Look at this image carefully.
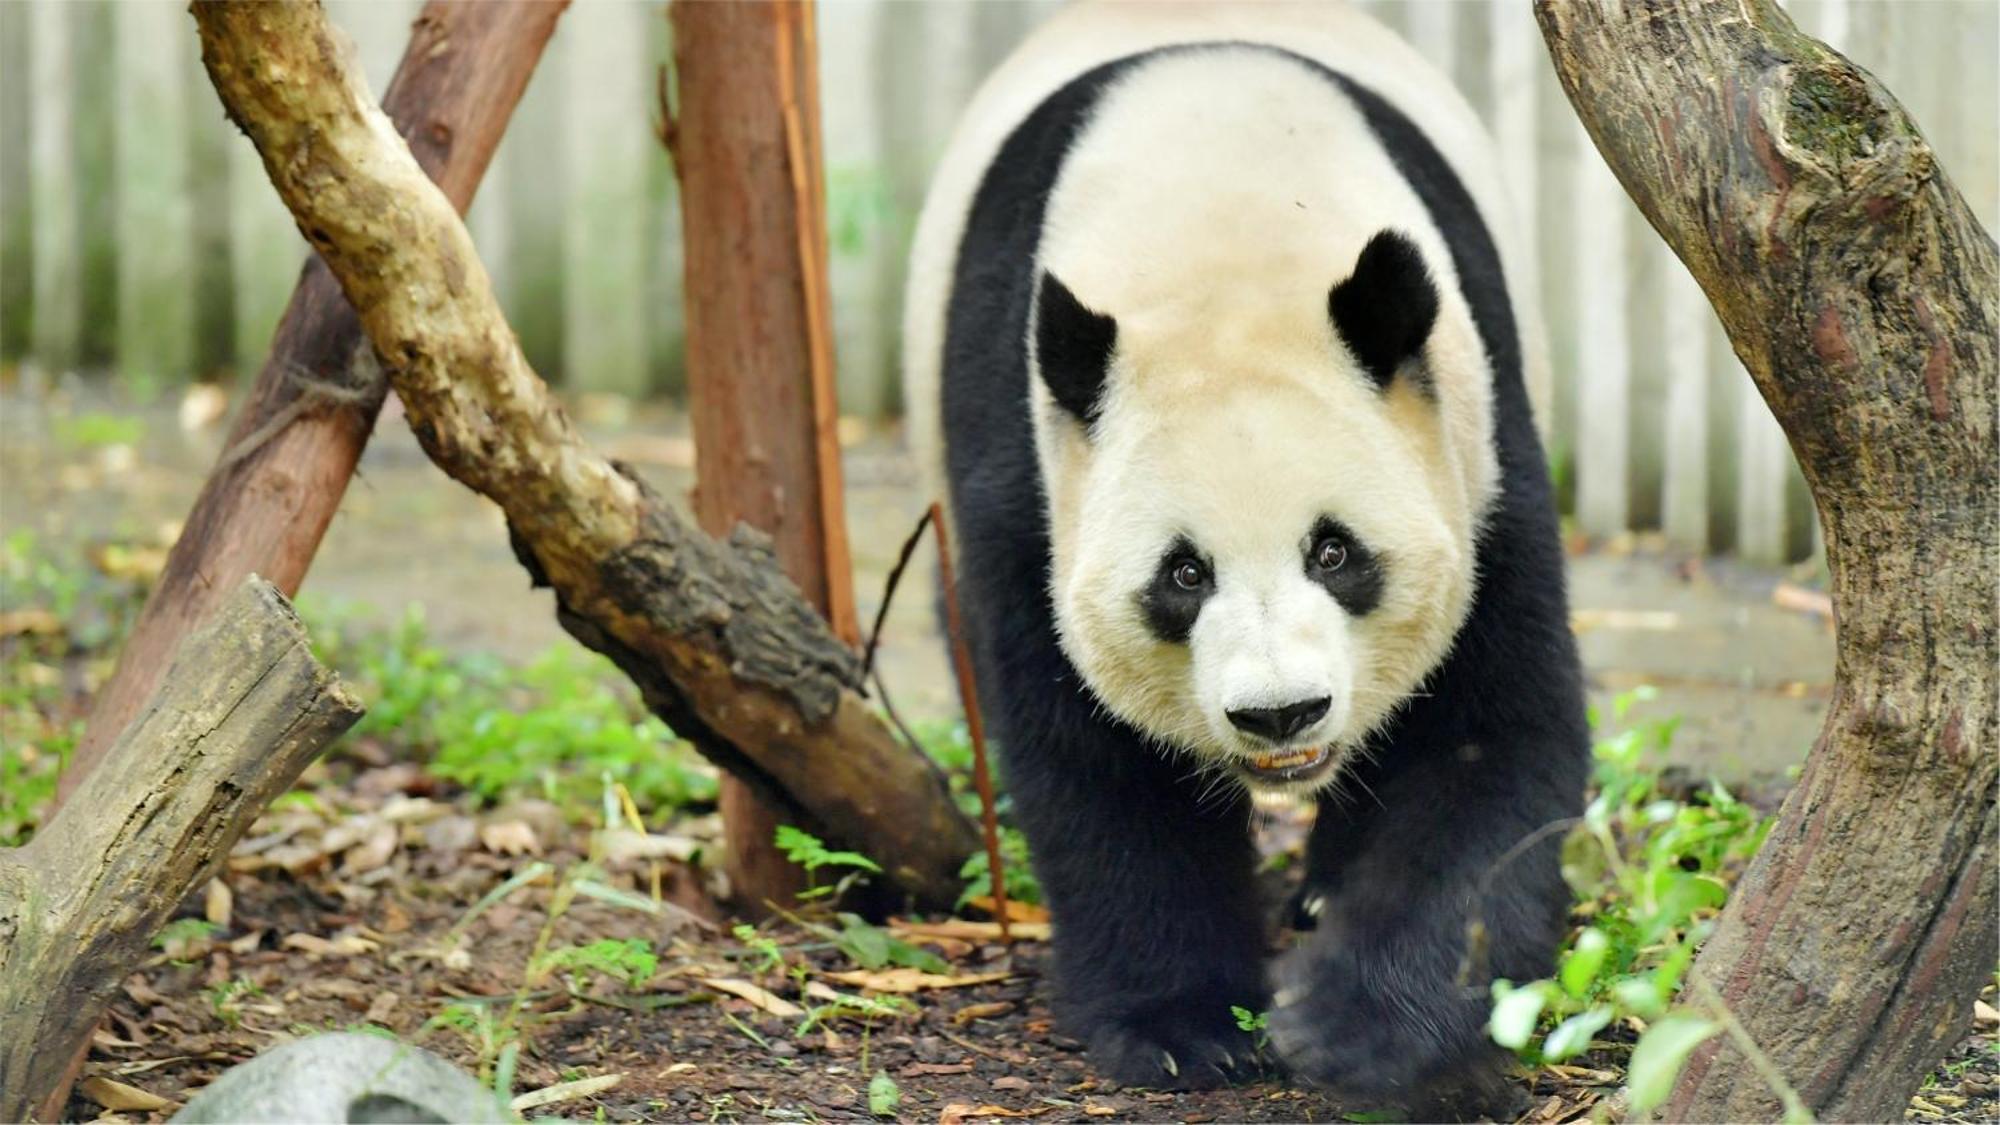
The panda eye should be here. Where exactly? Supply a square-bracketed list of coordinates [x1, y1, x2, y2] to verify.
[1312, 536, 1348, 572]
[1170, 558, 1207, 591]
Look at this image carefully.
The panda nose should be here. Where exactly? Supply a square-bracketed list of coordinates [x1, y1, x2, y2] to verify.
[1227, 696, 1331, 742]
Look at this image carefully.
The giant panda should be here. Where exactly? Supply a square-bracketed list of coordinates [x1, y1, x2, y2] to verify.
[903, 0, 1589, 1102]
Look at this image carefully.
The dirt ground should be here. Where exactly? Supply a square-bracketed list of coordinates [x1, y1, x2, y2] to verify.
[60, 749, 2000, 1125]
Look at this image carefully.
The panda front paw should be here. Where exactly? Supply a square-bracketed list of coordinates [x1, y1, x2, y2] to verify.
[1083, 1008, 1260, 1091]
[1267, 933, 1489, 1098]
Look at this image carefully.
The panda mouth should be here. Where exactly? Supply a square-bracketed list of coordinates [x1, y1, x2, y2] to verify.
[1242, 745, 1335, 784]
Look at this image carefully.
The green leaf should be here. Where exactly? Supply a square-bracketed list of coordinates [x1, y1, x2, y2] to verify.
[1561, 928, 1611, 998]
[868, 1071, 901, 1117]
[1613, 976, 1669, 1020]
[838, 917, 892, 970]
[1488, 980, 1547, 1050]
[1541, 1006, 1614, 1062]
[1626, 1012, 1720, 1116]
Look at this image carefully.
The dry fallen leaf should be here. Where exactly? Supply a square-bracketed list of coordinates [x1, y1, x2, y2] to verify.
[960, 896, 1051, 925]
[699, 976, 804, 1018]
[952, 1001, 1016, 1026]
[1974, 999, 1999, 1029]
[204, 878, 233, 929]
[341, 822, 399, 874]
[80, 1076, 172, 1113]
[0, 609, 62, 637]
[480, 819, 541, 857]
[827, 968, 1013, 993]
[1772, 581, 1834, 620]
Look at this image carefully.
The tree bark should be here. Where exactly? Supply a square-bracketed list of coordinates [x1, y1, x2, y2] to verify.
[0, 579, 363, 1122]
[671, 0, 858, 912]
[191, 0, 978, 909]
[1534, 3, 1997, 1121]
[59, 0, 567, 804]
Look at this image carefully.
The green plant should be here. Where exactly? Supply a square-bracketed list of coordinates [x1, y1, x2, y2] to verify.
[733, 924, 785, 975]
[206, 976, 263, 1029]
[1487, 687, 1797, 1120]
[867, 1071, 901, 1118]
[956, 824, 1042, 909]
[831, 913, 948, 974]
[153, 917, 223, 961]
[303, 601, 718, 817]
[1232, 1005, 1271, 1052]
[773, 824, 880, 900]
[531, 938, 658, 993]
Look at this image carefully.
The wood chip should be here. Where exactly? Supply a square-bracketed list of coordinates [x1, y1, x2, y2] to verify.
[1974, 999, 1998, 1028]
[952, 1001, 1016, 1026]
[826, 968, 1012, 993]
[510, 1073, 623, 1112]
[891, 919, 1050, 943]
[1772, 581, 1834, 619]
[80, 1076, 172, 1112]
[699, 976, 804, 1018]
[938, 1104, 1055, 1123]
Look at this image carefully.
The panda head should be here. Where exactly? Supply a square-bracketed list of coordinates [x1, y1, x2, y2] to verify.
[1033, 230, 1477, 796]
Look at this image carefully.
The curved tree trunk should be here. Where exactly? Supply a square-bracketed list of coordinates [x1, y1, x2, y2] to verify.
[1535, 3, 1997, 1121]
[60, 0, 567, 803]
[191, 0, 978, 909]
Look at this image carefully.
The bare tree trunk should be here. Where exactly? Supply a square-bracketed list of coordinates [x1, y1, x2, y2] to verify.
[60, 0, 567, 803]
[191, 0, 978, 909]
[0, 580, 363, 1123]
[1534, 3, 1997, 1120]
[670, 0, 860, 912]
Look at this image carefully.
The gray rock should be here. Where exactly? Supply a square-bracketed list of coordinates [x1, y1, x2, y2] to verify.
[172, 1032, 509, 1124]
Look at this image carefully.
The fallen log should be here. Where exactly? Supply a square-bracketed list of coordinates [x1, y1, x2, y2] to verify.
[60, 0, 567, 804]
[0, 579, 363, 1122]
[1536, 2, 1998, 1120]
[191, 0, 979, 908]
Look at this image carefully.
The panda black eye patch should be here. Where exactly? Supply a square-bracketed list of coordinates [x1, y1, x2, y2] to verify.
[1138, 537, 1213, 644]
[1305, 516, 1382, 616]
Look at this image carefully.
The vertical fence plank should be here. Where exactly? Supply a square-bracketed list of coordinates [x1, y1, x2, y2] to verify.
[1404, 0, 1458, 80]
[115, 0, 194, 389]
[564, 0, 649, 396]
[227, 132, 305, 378]
[0, 2, 32, 364]
[1624, 228, 1670, 532]
[499, 30, 567, 384]
[27, 1, 75, 375]
[1571, 127, 1631, 538]
[645, 10, 686, 399]
[72, 0, 118, 372]
[1660, 265, 1711, 551]
[185, 30, 235, 381]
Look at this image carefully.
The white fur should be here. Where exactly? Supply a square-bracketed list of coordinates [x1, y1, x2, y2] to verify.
[905, 3, 1543, 793]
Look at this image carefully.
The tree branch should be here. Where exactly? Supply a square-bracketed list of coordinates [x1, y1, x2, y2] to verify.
[1535, 2, 1997, 1120]
[190, 0, 979, 908]
[0, 579, 363, 1121]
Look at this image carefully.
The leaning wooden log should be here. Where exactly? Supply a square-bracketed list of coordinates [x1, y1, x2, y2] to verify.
[0, 579, 364, 1122]
[1535, 2, 1997, 1120]
[672, 0, 857, 910]
[59, 0, 568, 804]
[191, 0, 980, 909]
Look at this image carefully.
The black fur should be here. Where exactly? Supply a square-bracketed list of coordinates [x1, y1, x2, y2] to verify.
[936, 43, 1586, 1106]
[1305, 516, 1383, 617]
[1036, 272, 1119, 426]
[1137, 537, 1213, 645]
[1330, 229, 1441, 390]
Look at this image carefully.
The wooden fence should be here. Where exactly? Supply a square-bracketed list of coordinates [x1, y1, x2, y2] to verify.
[1, 0, 1992, 565]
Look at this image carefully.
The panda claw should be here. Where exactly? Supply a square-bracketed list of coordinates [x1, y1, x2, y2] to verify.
[1160, 1050, 1179, 1078]
[1304, 894, 1326, 918]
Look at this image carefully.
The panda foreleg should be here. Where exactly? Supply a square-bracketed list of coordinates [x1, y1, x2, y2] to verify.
[1268, 727, 1581, 1107]
[998, 696, 1271, 1090]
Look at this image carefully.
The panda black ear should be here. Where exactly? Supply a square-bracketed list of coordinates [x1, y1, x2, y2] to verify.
[1036, 272, 1117, 427]
[1329, 230, 1439, 390]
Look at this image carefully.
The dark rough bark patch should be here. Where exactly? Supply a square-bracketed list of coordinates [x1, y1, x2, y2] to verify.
[1536, 3, 1998, 1122]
